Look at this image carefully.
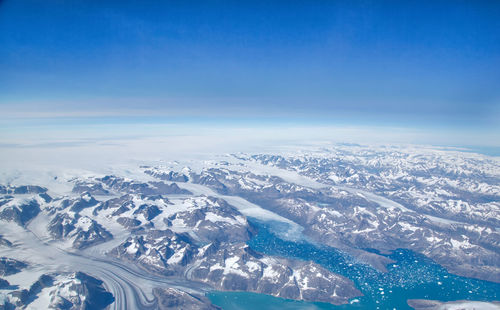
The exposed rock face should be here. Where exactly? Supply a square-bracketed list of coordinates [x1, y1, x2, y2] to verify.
[28, 274, 54, 296]
[189, 243, 361, 305]
[3, 275, 56, 309]
[144, 169, 189, 182]
[163, 196, 252, 243]
[99, 175, 192, 195]
[72, 182, 110, 195]
[105, 193, 361, 305]
[46, 193, 113, 249]
[133, 204, 161, 221]
[0, 198, 40, 226]
[72, 272, 115, 309]
[0, 185, 47, 195]
[92, 193, 140, 215]
[117, 216, 141, 228]
[153, 288, 220, 310]
[68, 193, 100, 213]
[0, 257, 27, 276]
[71, 222, 113, 249]
[2, 145, 498, 308]
[38, 192, 52, 203]
[0, 235, 12, 247]
[143, 150, 500, 283]
[242, 149, 500, 283]
[0, 278, 10, 289]
[109, 229, 195, 275]
[1, 272, 114, 310]
[48, 213, 112, 249]
[72, 175, 193, 197]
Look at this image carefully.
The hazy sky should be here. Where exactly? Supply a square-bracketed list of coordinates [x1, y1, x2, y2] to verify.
[1, 0, 499, 143]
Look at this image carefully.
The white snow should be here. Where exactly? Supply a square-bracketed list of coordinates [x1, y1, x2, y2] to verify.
[204, 212, 244, 226]
[167, 247, 186, 265]
[435, 301, 500, 310]
[222, 256, 248, 277]
[262, 266, 280, 280]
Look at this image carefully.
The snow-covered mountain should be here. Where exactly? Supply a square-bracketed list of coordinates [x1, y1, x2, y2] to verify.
[0, 144, 498, 309]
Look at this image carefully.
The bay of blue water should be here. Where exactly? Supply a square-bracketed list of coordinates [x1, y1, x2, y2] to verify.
[208, 219, 500, 310]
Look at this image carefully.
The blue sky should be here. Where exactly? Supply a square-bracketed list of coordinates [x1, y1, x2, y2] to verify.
[1, 0, 499, 138]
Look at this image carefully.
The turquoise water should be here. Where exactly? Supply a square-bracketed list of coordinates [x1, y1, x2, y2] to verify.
[208, 220, 500, 310]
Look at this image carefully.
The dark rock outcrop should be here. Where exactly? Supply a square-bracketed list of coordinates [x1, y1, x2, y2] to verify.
[0, 257, 28, 276]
